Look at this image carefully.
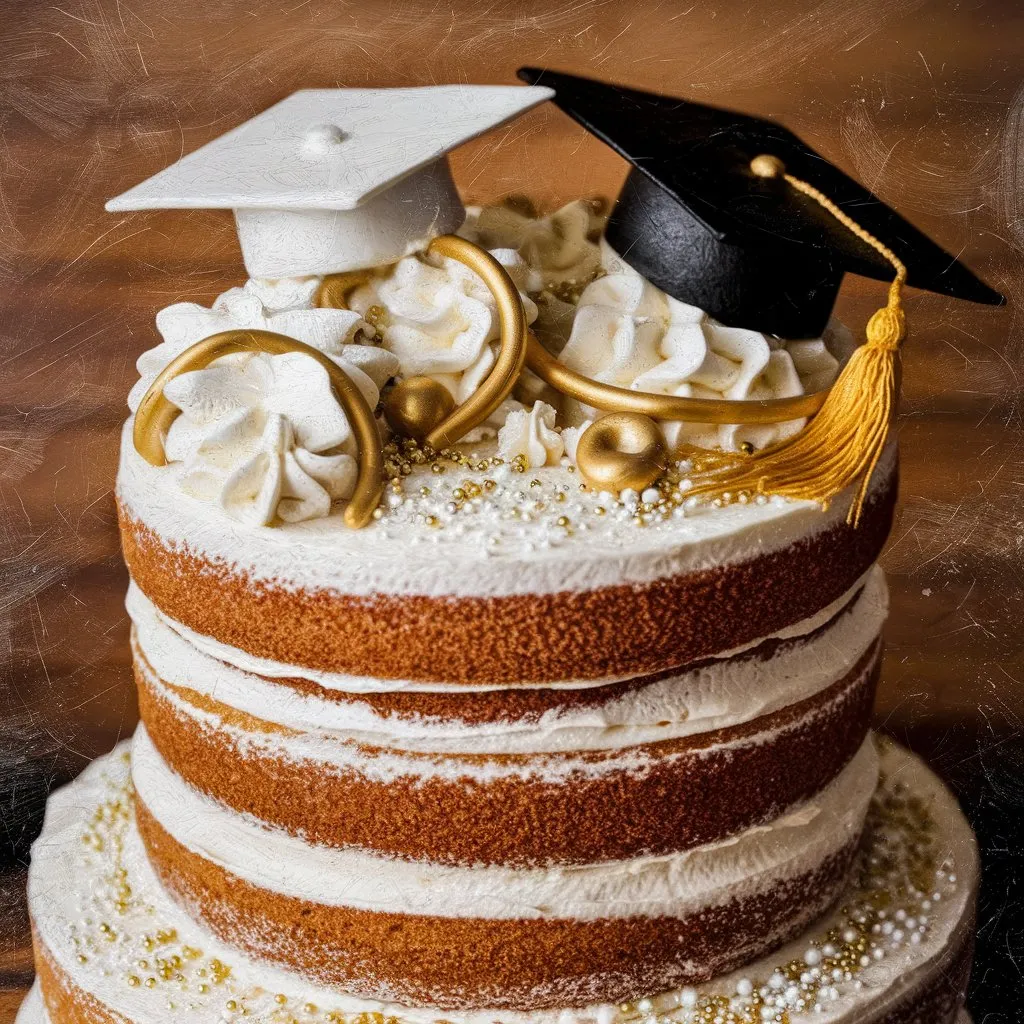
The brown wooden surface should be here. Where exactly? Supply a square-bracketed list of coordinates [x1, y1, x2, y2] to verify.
[2, 0, 1022, 1019]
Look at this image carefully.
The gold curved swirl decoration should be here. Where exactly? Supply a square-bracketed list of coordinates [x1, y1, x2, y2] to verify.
[132, 328, 384, 529]
[318, 235, 528, 450]
[315, 269, 375, 310]
[525, 333, 829, 426]
[419, 235, 528, 449]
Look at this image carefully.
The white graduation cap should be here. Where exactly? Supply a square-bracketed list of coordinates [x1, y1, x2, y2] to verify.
[106, 85, 553, 278]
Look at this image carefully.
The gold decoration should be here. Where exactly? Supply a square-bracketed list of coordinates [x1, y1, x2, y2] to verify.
[683, 165, 908, 525]
[575, 413, 668, 493]
[315, 269, 375, 309]
[316, 234, 529, 452]
[525, 331, 829, 427]
[420, 235, 528, 448]
[132, 328, 384, 529]
[382, 376, 455, 440]
[749, 153, 787, 179]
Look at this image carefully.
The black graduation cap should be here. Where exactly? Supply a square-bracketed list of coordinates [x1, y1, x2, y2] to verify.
[517, 67, 1003, 339]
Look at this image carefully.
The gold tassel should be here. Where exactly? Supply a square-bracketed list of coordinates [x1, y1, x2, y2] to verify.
[683, 165, 908, 527]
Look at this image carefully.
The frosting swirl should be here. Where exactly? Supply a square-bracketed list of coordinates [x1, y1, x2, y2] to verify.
[461, 199, 604, 296]
[557, 243, 845, 452]
[132, 276, 398, 525]
[349, 247, 538, 433]
[497, 401, 564, 469]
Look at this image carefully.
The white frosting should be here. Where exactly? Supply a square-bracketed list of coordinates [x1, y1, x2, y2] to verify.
[131, 727, 878, 920]
[162, 352, 366, 526]
[26, 739, 978, 1024]
[557, 242, 847, 452]
[129, 275, 400, 525]
[128, 569, 887, 755]
[127, 567, 877, 695]
[349, 247, 538, 414]
[117, 421, 897, 601]
[460, 200, 604, 295]
[497, 401, 564, 468]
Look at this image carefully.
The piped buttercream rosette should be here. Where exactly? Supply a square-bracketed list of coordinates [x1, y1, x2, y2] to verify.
[348, 244, 538, 436]
[557, 242, 847, 453]
[129, 277, 398, 526]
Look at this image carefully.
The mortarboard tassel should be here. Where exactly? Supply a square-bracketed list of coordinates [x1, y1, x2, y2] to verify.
[682, 157, 908, 526]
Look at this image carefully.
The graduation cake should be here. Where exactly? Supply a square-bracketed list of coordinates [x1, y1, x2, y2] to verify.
[19, 71, 1000, 1024]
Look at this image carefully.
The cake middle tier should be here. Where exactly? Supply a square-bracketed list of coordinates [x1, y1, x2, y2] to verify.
[131, 727, 879, 1010]
[130, 568, 886, 867]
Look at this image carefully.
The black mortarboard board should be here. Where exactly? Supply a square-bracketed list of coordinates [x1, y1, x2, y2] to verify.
[518, 67, 1003, 338]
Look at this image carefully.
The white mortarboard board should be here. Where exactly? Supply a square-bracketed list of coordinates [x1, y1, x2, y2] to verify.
[106, 85, 553, 279]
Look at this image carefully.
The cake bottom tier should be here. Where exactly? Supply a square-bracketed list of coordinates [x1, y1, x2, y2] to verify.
[16, 996, 975, 1024]
[24, 738, 975, 1024]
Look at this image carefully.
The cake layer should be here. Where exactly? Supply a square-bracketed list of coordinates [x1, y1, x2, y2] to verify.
[132, 575, 884, 866]
[26, 739, 976, 1024]
[117, 424, 896, 685]
[130, 728, 876, 1008]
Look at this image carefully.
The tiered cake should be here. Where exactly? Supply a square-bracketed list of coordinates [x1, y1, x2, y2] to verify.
[19, 81, 983, 1024]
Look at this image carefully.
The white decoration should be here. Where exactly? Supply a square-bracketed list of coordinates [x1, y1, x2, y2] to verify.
[557, 242, 841, 452]
[560, 420, 593, 465]
[133, 276, 399, 526]
[106, 85, 553, 277]
[461, 199, 603, 294]
[163, 351, 364, 526]
[497, 401, 564, 469]
[349, 247, 537, 412]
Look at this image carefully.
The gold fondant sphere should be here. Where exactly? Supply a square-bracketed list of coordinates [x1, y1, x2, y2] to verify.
[575, 413, 668, 493]
[750, 153, 786, 179]
[383, 376, 455, 441]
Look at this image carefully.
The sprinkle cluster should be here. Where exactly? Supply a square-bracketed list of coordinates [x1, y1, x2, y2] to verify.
[57, 745, 958, 1024]
[610, 766, 952, 1024]
[373, 439, 778, 553]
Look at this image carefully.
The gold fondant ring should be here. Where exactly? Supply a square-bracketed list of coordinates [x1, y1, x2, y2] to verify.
[525, 333, 829, 425]
[132, 328, 383, 529]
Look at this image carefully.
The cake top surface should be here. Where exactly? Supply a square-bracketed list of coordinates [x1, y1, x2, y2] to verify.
[116, 198, 894, 596]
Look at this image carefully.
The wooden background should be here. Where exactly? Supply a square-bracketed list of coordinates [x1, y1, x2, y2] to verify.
[1, 0, 1022, 1019]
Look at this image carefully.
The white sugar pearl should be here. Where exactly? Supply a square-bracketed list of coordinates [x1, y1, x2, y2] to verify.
[679, 987, 698, 1007]
[641, 488, 661, 504]
[637, 999, 653, 1013]
[804, 948, 822, 965]
[736, 979, 753, 997]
